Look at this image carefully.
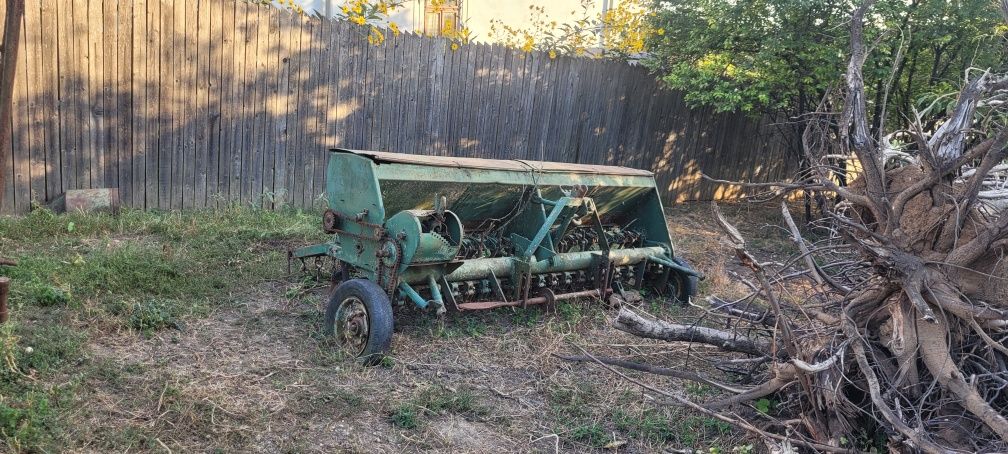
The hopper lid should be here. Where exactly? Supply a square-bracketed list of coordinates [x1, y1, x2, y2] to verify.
[334, 149, 654, 178]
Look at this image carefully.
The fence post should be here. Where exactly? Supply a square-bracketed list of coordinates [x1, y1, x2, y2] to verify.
[0, 0, 24, 212]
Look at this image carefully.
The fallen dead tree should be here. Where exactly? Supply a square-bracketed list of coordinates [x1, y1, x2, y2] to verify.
[563, 1, 1008, 451]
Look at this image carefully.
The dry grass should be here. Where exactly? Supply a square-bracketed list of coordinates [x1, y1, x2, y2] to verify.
[0, 201, 796, 453]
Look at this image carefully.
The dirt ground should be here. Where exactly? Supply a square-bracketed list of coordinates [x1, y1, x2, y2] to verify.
[1, 202, 796, 453]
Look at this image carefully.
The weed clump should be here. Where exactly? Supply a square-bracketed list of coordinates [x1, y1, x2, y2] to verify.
[390, 405, 419, 429]
[27, 285, 70, 307]
[387, 386, 487, 430]
[118, 299, 183, 332]
[0, 392, 54, 450]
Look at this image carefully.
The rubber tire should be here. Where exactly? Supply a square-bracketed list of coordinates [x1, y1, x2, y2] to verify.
[324, 279, 394, 366]
[669, 257, 699, 305]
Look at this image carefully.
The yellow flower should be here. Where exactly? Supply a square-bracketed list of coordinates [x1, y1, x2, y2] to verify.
[351, 15, 366, 25]
[521, 35, 534, 53]
[370, 27, 385, 45]
[548, 50, 557, 59]
[389, 22, 400, 36]
[656, 28, 665, 36]
[451, 42, 460, 51]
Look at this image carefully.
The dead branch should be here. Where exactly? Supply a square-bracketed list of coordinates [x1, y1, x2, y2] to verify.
[704, 364, 797, 410]
[707, 296, 777, 328]
[917, 312, 1008, 440]
[780, 202, 824, 285]
[568, 345, 858, 454]
[613, 307, 771, 357]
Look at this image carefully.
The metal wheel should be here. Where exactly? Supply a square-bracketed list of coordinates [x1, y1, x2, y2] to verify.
[334, 296, 370, 357]
[667, 257, 699, 305]
[324, 279, 394, 365]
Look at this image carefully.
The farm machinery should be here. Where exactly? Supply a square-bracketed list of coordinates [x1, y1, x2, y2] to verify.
[290, 149, 699, 364]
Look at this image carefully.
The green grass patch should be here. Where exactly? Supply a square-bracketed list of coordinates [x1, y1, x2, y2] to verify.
[612, 408, 733, 447]
[548, 384, 614, 447]
[0, 390, 56, 451]
[510, 308, 541, 327]
[387, 386, 487, 430]
[556, 301, 586, 322]
[1, 207, 322, 325]
[420, 314, 492, 339]
[414, 387, 485, 416]
[547, 384, 596, 421]
[15, 324, 85, 374]
[0, 206, 324, 450]
[114, 298, 190, 332]
[390, 404, 420, 429]
[22, 283, 71, 307]
[568, 422, 608, 447]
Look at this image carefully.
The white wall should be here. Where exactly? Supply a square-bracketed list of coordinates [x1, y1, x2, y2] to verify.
[299, 0, 612, 43]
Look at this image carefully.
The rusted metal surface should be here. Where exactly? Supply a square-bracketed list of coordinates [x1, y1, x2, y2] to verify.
[455, 288, 611, 311]
[0, 277, 9, 324]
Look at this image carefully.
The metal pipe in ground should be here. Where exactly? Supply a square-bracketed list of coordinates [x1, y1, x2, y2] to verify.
[0, 277, 9, 324]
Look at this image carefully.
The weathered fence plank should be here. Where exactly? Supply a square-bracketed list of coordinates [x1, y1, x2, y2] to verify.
[250, 4, 272, 207]
[219, 0, 236, 204]
[11, 0, 28, 212]
[194, 0, 211, 208]
[39, 0, 60, 201]
[156, 0, 171, 209]
[136, 0, 151, 208]
[235, 0, 254, 205]
[1, 0, 797, 214]
[23, 0, 43, 205]
[118, 0, 134, 206]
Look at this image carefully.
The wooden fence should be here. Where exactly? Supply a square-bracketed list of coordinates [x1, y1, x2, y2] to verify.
[0, 0, 798, 214]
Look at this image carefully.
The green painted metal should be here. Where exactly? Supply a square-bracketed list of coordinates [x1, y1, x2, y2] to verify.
[398, 246, 668, 284]
[291, 243, 335, 260]
[385, 210, 462, 269]
[427, 275, 445, 314]
[523, 196, 574, 258]
[294, 149, 694, 312]
[648, 255, 703, 278]
[399, 281, 428, 309]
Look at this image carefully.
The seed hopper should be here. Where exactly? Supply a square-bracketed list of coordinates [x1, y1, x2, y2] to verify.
[291, 149, 699, 364]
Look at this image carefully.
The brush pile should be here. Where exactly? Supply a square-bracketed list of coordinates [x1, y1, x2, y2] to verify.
[571, 2, 1008, 451]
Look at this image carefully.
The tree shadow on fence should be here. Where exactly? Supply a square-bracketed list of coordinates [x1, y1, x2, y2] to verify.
[2, 0, 796, 214]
